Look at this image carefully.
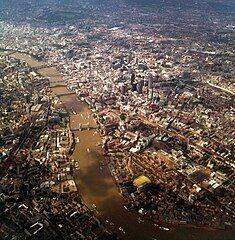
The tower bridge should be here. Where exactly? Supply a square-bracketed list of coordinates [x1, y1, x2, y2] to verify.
[71, 123, 99, 131]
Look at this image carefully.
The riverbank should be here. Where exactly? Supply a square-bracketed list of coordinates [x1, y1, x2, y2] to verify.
[10, 51, 235, 240]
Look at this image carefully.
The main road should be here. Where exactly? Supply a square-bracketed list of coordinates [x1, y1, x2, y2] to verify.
[10, 52, 235, 240]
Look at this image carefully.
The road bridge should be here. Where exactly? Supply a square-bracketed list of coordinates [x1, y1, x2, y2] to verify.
[56, 92, 76, 97]
[32, 64, 57, 71]
[71, 123, 99, 131]
[50, 83, 67, 88]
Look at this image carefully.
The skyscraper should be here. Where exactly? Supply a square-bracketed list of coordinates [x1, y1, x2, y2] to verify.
[131, 72, 135, 86]
[137, 79, 144, 94]
[148, 74, 154, 100]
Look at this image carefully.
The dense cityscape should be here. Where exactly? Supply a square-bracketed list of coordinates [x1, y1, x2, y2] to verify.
[0, 0, 234, 239]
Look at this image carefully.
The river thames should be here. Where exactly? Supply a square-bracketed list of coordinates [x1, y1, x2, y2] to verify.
[9, 52, 235, 240]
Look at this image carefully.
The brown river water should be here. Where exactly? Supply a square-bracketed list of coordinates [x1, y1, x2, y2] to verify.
[10, 52, 234, 240]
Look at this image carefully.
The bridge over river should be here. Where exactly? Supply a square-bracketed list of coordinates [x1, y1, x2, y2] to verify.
[70, 123, 99, 131]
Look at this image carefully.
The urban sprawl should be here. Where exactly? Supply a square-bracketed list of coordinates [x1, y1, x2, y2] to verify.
[0, 1, 234, 239]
